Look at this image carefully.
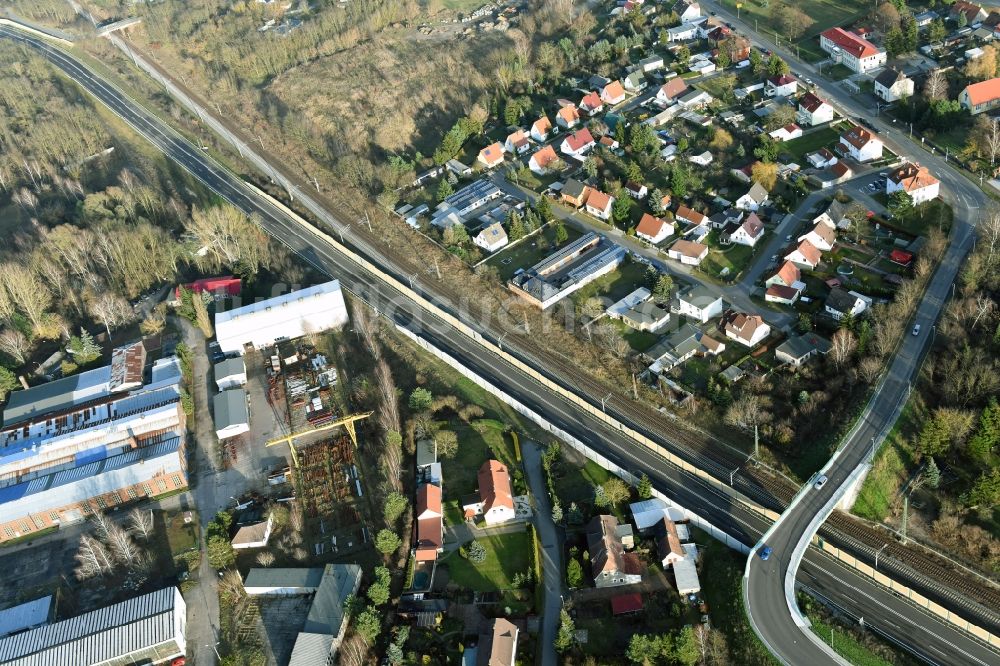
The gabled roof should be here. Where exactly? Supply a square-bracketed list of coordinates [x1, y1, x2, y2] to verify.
[480, 142, 504, 165]
[742, 182, 769, 203]
[564, 128, 595, 152]
[530, 144, 558, 169]
[963, 77, 1000, 106]
[659, 77, 689, 100]
[636, 213, 671, 237]
[416, 482, 442, 519]
[581, 91, 603, 110]
[739, 212, 764, 238]
[675, 205, 707, 224]
[670, 239, 708, 258]
[587, 515, 629, 576]
[874, 67, 908, 88]
[506, 129, 528, 149]
[821, 27, 881, 58]
[557, 105, 580, 124]
[478, 460, 514, 512]
[477, 618, 519, 666]
[562, 178, 588, 199]
[805, 222, 837, 246]
[586, 189, 613, 211]
[952, 0, 986, 22]
[790, 239, 822, 265]
[766, 284, 799, 301]
[611, 593, 644, 615]
[767, 74, 797, 86]
[841, 126, 878, 149]
[602, 80, 626, 101]
[532, 116, 552, 135]
[799, 92, 829, 113]
[889, 163, 939, 191]
[656, 516, 684, 560]
[826, 286, 861, 314]
[724, 312, 768, 343]
[774, 260, 801, 287]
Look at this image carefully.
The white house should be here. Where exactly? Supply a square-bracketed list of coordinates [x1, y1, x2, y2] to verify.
[601, 80, 627, 106]
[673, 0, 702, 22]
[474, 223, 509, 253]
[765, 74, 798, 98]
[561, 128, 596, 157]
[677, 90, 713, 109]
[839, 127, 883, 162]
[668, 239, 708, 266]
[213, 388, 250, 440]
[528, 145, 559, 174]
[580, 91, 604, 115]
[635, 213, 674, 244]
[799, 222, 837, 252]
[677, 284, 723, 322]
[504, 130, 530, 155]
[462, 460, 517, 525]
[478, 142, 505, 168]
[656, 78, 689, 106]
[556, 104, 580, 129]
[819, 27, 886, 74]
[735, 182, 769, 211]
[730, 213, 765, 247]
[667, 23, 699, 42]
[585, 189, 615, 220]
[785, 239, 822, 270]
[825, 287, 871, 321]
[874, 68, 914, 103]
[806, 147, 838, 169]
[639, 55, 665, 73]
[886, 163, 940, 204]
[723, 312, 771, 347]
[215, 357, 247, 391]
[689, 151, 713, 166]
[531, 116, 552, 142]
[769, 123, 803, 142]
[625, 181, 648, 199]
[798, 92, 835, 126]
[624, 70, 647, 92]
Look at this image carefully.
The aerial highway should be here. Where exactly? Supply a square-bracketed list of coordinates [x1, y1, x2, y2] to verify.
[3, 22, 999, 666]
[699, 0, 996, 663]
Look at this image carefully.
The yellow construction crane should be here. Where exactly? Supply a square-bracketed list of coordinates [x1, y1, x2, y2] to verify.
[264, 411, 372, 468]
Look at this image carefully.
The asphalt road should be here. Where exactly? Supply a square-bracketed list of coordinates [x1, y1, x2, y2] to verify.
[5, 24, 999, 666]
[699, 1, 992, 664]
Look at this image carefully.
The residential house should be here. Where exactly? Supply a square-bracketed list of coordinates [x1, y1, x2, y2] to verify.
[587, 515, 643, 588]
[798, 92, 835, 126]
[556, 104, 580, 129]
[776, 333, 832, 366]
[462, 460, 517, 525]
[528, 145, 559, 174]
[667, 23, 699, 42]
[677, 284, 724, 322]
[655, 516, 686, 567]
[644, 323, 703, 373]
[730, 212, 765, 247]
[561, 128, 596, 157]
[600, 135, 620, 151]
[476, 618, 519, 666]
[874, 68, 914, 103]
[677, 90, 713, 109]
[914, 10, 937, 27]
[701, 334, 726, 356]
[765, 284, 801, 305]
[765, 74, 798, 98]
[585, 189, 615, 220]
[723, 312, 771, 347]
[766, 261, 804, 291]
[960, 77, 1000, 114]
[785, 239, 822, 270]
[689, 151, 713, 166]
[415, 483, 443, 561]
[812, 161, 853, 188]
[561, 178, 591, 207]
[601, 80, 627, 106]
[806, 147, 838, 169]
[446, 159, 472, 177]
[675, 205, 708, 227]
[622, 300, 672, 332]
[825, 287, 871, 320]
[474, 223, 509, 253]
[478, 143, 505, 169]
[636, 212, 675, 244]
[504, 130, 530, 155]
[819, 27, 886, 73]
[668, 239, 709, 265]
[673, 0, 702, 22]
[656, 78, 689, 106]
[580, 91, 604, 115]
[799, 222, 837, 251]
[530, 116, 552, 142]
[624, 70, 648, 92]
[710, 208, 743, 230]
[887, 163, 940, 204]
[839, 127, 883, 162]
[951, 0, 988, 25]
[735, 182, 769, 211]
[625, 181, 648, 199]
[769, 123, 803, 142]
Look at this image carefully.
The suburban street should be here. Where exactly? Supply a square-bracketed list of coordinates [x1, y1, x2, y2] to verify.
[521, 442, 562, 666]
[698, 1, 993, 664]
[4, 20, 998, 666]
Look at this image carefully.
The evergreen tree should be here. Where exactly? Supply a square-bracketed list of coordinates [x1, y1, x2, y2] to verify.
[649, 188, 665, 214]
[566, 557, 583, 587]
[924, 457, 941, 489]
[534, 194, 552, 222]
[554, 220, 569, 245]
[637, 473, 653, 499]
[969, 399, 1000, 461]
[436, 178, 454, 202]
[508, 210, 527, 241]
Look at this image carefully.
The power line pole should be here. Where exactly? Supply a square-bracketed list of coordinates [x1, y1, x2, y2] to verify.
[901, 494, 909, 544]
[754, 424, 759, 458]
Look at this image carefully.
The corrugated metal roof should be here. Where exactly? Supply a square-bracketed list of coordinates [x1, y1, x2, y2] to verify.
[288, 632, 334, 666]
[214, 357, 245, 380]
[0, 588, 183, 665]
[0, 596, 52, 638]
[303, 564, 361, 635]
[213, 390, 248, 430]
[244, 568, 325, 592]
[0, 438, 183, 522]
[3, 367, 112, 426]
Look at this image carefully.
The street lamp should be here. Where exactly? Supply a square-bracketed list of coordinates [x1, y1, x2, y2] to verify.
[730, 468, 739, 486]
[205, 643, 222, 661]
[874, 543, 888, 570]
[601, 392, 613, 412]
[869, 436, 877, 463]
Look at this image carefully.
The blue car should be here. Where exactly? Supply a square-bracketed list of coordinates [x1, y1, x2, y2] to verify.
[759, 545, 773, 561]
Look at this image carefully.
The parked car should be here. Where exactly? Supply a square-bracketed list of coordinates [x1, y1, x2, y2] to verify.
[814, 475, 828, 490]
[912, 324, 921, 336]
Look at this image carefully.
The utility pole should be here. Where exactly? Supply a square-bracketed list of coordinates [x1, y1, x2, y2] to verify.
[434, 259, 441, 280]
[602, 392, 613, 412]
[365, 212, 373, 233]
[312, 176, 320, 192]
[632, 373, 638, 401]
[754, 424, 759, 458]
[901, 494, 909, 544]
[523, 312, 530, 334]
[875, 543, 888, 570]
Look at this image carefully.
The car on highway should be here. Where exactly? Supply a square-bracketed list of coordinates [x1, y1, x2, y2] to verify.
[912, 324, 921, 336]
[814, 475, 828, 490]
[785, 234, 792, 241]
[759, 545, 773, 561]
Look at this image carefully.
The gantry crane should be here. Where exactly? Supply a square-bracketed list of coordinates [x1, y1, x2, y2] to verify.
[264, 411, 372, 468]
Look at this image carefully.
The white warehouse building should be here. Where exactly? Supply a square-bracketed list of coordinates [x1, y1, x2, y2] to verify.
[215, 280, 349, 354]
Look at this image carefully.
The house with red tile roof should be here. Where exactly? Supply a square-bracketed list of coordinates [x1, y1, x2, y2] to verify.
[415, 483, 443, 561]
[820, 27, 886, 73]
[785, 239, 822, 270]
[960, 77, 1000, 114]
[675, 205, 707, 227]
[656, 78, 689, 106]
[765, 284, 801, 305]
[766, 261, 802, 289]
[504, 129, 530, 155]
[635, 213, 675, 244]
[887, 162, 940, 204]
[668, 239, 709, 265]
[462, 460, 516, 526]
[580, 91, 604, 114]
[556, 104, 580, 129]
[768, 123, 802, 142]
[839, 126, 883, 162]
[530, 116, 552, 142]
[765, 74, 798, 98]
[797, 92, 835, 126]
[584, 189, 615, 220]
[601, 80, 627, 106]
[723, 311, 771, 347]
[478, 142, 505, 169]
[951, 0, 988, 25]
[560, 128, 596, 157]
[528, 145, 559, 174]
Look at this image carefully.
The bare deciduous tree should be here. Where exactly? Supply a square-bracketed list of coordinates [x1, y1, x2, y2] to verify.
[0, 263, 51, 330]
[0, 329, 31, 364]
[858, 357, 883, 384]
[128, 508, 154, 541]
[87, 291, 134, 337]
[725, 393, 770, 432]
[340, 635, 369, 666]
[924, 69, 947, 101]
[74, 534, 115, 580]
[256, 551, 276, 567]
[829, 329, 858, 368]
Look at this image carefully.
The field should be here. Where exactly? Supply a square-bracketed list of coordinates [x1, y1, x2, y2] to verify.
[720, 0, 870, 40]
[443, 530, 532, 591]
[442, 419, 520, 499]
[485, 224, 584, 281]
[781, 127, 841, 162]
[853, 399, 922, 521]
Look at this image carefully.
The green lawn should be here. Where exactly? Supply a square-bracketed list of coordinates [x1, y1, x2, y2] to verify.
[442, 420, 519, 499]
[443, 499, 465, 527]
[613, 319, 660, 353]
[699, 240, 755, 282]
[571, 259, 650, 307]
[485, 224, 584, 281]
[553, 458, 614, 506]
[889, 199, 954, 238]
[443, 530, 531, 591]
[823, 63, 856, 81]
[809, 616, 896, 666]
[853, 399, 921, 521]
[164, 510, 199, 555]
[782, 127, 840, 162]
[720, 0, 869, 37]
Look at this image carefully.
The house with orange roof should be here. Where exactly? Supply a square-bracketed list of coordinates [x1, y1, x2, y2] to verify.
[588, 515, 644, 588]
[504, 129, 530, 155]
[531, 116, 552, 142]
[798, 92, 835, 126]
[580, 91, 604, 115]
[819, 27, 886, 73]
[960, 77, 1000, 115]
[601, 80, 627, 106]
[560, 128, 596, 157]
[528, 144, 559, 174]
[656, 78, 689, 106]
[766, 261, 802, 289]
[799, 222, 837, 252]
[886, 162, 940, 204]
[462, 460, 517, 525]
[723, 311, 771, 347]
[584, 189, 615, 220]
[839, 127, 883, 162]
[478, 142, 505, 169]
[635, 213, 675, 244]
[675, 205, 707, 227]
[556, 104, 580, 129]
[785, 239, 822, 270]
[668, 239, 709, 266]
[414, 483, 443, 561]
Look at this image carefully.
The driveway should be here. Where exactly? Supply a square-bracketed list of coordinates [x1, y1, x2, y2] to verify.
[521, 441, 562, 666]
